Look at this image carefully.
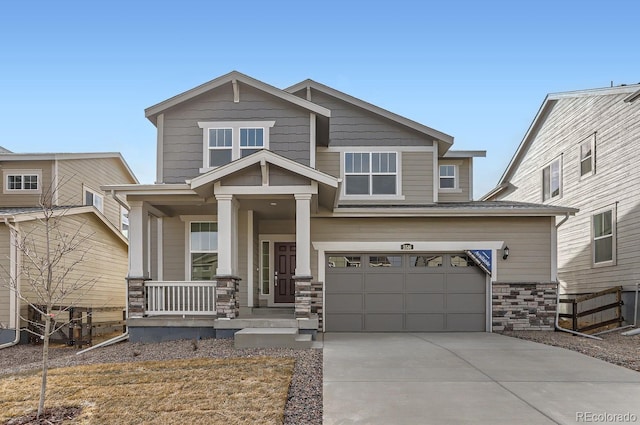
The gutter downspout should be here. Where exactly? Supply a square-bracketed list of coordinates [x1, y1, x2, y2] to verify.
[553, 213, 603, 340]
[77, 190, 131, 354]
[0, 218, 21, 349]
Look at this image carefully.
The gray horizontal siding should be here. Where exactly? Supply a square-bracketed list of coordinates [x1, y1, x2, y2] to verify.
[499, 92, 640, 293]
[162, 83, 311, 183]
[309, 90, 434, 147]
[310, 216, 553, 283]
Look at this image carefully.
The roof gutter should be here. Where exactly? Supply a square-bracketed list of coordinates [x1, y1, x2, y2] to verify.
[0, 218, 21, 349]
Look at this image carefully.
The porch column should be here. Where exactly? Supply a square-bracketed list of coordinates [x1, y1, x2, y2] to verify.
[127, 201, 149, 318]
[294, 193, 313, 319]
[215, 194, 240, 319]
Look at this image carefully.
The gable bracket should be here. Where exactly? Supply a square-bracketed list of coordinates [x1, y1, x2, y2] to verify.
[260, 159, 269, 186]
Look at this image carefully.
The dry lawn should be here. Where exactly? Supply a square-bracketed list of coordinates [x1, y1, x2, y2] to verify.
[0, 357, 295, 424]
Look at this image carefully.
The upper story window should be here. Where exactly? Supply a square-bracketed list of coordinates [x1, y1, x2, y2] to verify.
[580, 134, 595, 177]
[84, 187, 104, 212]
[439, 165, 457, 189]
[593, 207, 615, 266]
[542, 157, 561, 201]
[4, 169, 42, 193]
[344, 152, 397, 196]
[198, 121, 275, 170]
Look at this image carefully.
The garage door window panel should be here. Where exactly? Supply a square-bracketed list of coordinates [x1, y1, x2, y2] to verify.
[369, 255, 402, 267]
[410, 255, 443, 267]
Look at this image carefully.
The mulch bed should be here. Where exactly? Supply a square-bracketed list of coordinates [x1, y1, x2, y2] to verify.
[6, 406, 82, 425]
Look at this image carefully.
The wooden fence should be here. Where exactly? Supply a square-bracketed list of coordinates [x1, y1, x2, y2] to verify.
[559, 286, 624, 333]
[28, 305, 126, 348]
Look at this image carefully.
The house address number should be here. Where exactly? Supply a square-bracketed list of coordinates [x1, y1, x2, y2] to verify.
[401, 243, 414, 250]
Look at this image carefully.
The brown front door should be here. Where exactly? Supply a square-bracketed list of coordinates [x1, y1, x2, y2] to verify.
[274, 242, 296, 303]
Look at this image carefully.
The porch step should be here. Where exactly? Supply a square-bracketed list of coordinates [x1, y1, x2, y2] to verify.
[234, 327, 313, 349]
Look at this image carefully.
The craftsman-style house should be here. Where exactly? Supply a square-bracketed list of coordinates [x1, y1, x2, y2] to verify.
[106, 71, 575, 342]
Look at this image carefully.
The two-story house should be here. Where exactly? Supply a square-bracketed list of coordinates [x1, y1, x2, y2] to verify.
[483, 84, 640, 323]
[105, 71, 576, 342]
[0, 149, 138, 346]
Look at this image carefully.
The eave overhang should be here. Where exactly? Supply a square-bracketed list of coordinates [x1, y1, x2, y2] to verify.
[145, 71, 331, 125]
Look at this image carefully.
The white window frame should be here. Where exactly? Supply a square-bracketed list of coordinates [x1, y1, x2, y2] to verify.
[438, 163, 461, 192]
[341, 150, 404, 200]
[3, 169, 42, 194]
[579, 134, 596, 178]
[83, 186, 104, 212]
[542, 156, 562, 202]
[188, 221, 218, 281]
[198, 121, 275, 171]
[592, 205, 616, 267]
[120, 206, 129, 238]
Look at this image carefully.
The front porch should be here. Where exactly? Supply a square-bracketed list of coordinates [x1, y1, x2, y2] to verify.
[127, 280, 322, 342]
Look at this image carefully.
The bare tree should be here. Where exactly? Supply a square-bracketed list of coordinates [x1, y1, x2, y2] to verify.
[1, 185, 96, 418]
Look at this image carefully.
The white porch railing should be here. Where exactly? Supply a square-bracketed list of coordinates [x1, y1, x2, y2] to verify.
[145, 281, 217, 316]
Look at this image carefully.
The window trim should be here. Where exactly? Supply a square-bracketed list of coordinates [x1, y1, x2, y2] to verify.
[188, 221, 218, 281]
[438, 163, 461, 192]
[120, 206, 129, 238]
[579, 133, 596, 179]
[592, 205, 616, 267]
[83, 186, 104, 213]
[3, 169, 42, 194]
[341, 151, 404, 200]
[541, 156, 562, 202]
[198, 121, 275, 171]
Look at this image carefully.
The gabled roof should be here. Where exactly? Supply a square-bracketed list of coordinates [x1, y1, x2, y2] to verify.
[482, 83, 640, 201]
[0, 206, 129, 245]
[145, 71, 331, 125]
[0, 151, 139, 184]
[189, 149, 340, 190]
[0, 146, 12, 153]
[285, 79, 454, 155]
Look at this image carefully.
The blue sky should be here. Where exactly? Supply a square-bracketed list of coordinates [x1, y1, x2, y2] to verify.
[0, 0, 637, 197]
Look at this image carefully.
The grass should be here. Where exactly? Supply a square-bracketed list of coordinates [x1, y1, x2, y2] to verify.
[0, 357, 295, 424]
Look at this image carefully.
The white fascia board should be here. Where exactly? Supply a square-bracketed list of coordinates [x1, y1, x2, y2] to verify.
[101, 183, 194, 195]
[145, 71, 330, 122]
[191, 150, 339, 190]
[10, 207, 129, 245]
[313, 241, 505, 251]
[319, 207, 577, 218]
[444, 150, 487, 158]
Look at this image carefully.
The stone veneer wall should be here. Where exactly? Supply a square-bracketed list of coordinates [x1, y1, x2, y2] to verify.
[492, 283, 557, 331]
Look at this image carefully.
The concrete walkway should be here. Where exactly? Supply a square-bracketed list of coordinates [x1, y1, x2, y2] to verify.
[323, 333, 640, 424]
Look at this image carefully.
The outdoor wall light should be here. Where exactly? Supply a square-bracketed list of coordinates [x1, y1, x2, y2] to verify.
[502, 246, 510, 260]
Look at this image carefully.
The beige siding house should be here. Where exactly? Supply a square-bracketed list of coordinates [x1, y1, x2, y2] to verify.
[106, 71, 575, 342]
[483, 84, 640, 322]
[0, 150, 138, 346]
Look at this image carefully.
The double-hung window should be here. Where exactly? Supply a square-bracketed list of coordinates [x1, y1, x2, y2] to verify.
[542, 158, 561, 201]
[4, 170, 41, 193]
[580, 135, 595, 177]
[439, 165, 457, 189]
[593, 208, 615, 266]
[344, 152, 397, 195]
[199, 121, 274, 170]
[190, 222, 218, 280]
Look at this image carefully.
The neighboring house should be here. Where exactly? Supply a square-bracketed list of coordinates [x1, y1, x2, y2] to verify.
[483, 84, 640, 321]
[0, 150, 138, 345]
[105, 71, 575, 342]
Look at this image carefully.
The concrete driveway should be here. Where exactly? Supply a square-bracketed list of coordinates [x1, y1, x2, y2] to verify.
[323, 333, 640, 425]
